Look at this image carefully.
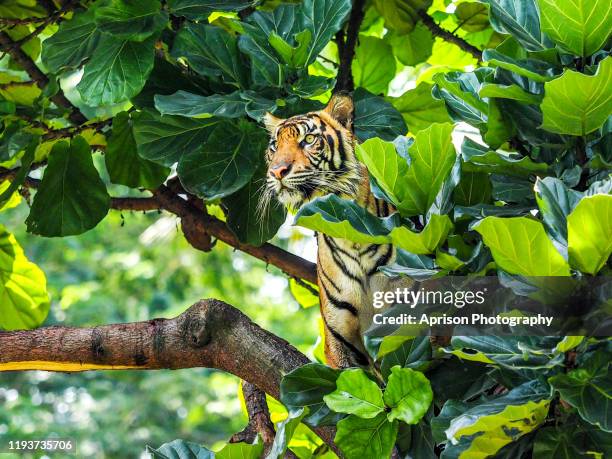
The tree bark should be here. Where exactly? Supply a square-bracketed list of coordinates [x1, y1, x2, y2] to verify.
[0, 299, 339, 454]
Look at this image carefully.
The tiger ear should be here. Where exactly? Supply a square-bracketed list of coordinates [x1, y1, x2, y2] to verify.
[263, 112, 283, 134]
[323, 92, 354, 130]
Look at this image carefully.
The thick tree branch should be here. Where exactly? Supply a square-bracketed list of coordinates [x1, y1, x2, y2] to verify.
[0, 31, 87, 125]
[418, 11, 483, 61]
[0, 299, 339, 454]
[230, 382, 276, 447]
[334, 0, 366, 92]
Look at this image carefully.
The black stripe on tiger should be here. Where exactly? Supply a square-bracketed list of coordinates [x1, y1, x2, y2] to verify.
[367, 244, 393, 277]
[321, 282, 358, 316]
[322, 315, 370, 366]
[319, 267, 341, 293]
[321, 236, 366, 289]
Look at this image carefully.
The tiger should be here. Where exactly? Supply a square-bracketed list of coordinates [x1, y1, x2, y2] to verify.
[260, 93, 397, 369]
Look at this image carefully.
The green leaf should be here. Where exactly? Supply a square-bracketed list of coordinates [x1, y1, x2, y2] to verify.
[41, 8, 102, 73]
[105, 111, 169, 189]
[267, 408, 308, 459]
[385, 24, 433, 66]
[335, 413, 398, 459]
[167, 0, 255, 20]
[133, 110, 220, 166]
[475, 216, 570, 276]
[299, 0, 352, 66]
[455, 2, 490, 32]
[268, 29, 311, 68]
[453, 171, 492, 206]
[540, 56, 612, 136]
[216, 441, 264, 459]
[26, 137, 110, 237]
[177, 121, 263, 200]
[94, 0, 168, 42]
[444, 380, 551, 457]
[155, 91, 247, 119]
[0, 225, 50, 330]
[534, 177, 582, 247]
[171, 23, 248, 88]
[462, 138, 549, 177]
[479, 83, 542, 104]
[537, 0, 612, 56]
[483, 50, 555, 83]
[353, 88, 407, 141]
[295, 195, 452, 254]
[323, 368, 385, 418]
[490, 174, 534, 203]
[352, 35, 395, 95]
[480, 0, 552, 51]
[0, 141, 35, 209]
[567, 194, 612, 274]
[549, 349, 611, 432]
[390, 82, 451, 133]
[149, 439, 213, 459]
[373, 0, 432, 34]
[222, 165, 286, 246]
[384, 366, 433, 424]
[77, 36, 155, 105]
[356, 123, 456, 216]
[280, 363, 341, 425]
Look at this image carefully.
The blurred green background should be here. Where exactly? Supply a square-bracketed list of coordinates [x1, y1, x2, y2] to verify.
[0, 198, 320, 458]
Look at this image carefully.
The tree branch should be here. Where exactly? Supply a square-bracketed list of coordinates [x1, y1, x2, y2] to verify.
[0, 299, 339, 454]
[0, 31, 87, 125]
[417, 11, 483, 62]
[334, 0, 366, 92]
[230, 382, 276, 447]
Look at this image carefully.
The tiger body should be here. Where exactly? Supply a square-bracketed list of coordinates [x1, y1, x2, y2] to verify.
[262, 94, 396, 368]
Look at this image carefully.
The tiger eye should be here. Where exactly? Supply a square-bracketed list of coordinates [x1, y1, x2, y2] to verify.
[304, 134, 316, 144]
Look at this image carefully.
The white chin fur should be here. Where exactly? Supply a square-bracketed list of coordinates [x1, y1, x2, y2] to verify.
[277, 189, 303, 209]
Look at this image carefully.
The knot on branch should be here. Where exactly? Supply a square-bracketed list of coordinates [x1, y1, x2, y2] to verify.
[179, 299, 240, 349]
[181, 213, 213, 252]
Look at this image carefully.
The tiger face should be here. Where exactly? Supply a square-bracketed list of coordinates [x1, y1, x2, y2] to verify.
[261, 94, 361, 211]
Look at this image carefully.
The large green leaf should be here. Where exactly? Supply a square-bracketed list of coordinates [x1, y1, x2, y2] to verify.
[94, 0, 168, 42]
[356, 123, 456, 216]
[155, 91, 247, 119]
[267, 408, 307, 459]
[222, 165, 286, 246]
[474, 216, 570, 276]
[26, 137, 110, 237]
[482, 49, 555, 83]
[479, 83, 542, 104]
[373, 0, 432, 34]
[567, 194, 612, 274]
[453, 171, 492, 206]
[549, 349, 611, 432]
[41, 8, 101, 73]
[268, 29, 312, 68]
[323, 368, 385, 418]
[177, 121, 263, 200]
[0, 225, 50, 330]
[335, 413, 398, 459]
[216, 442, 263, 459]
[534, 177, 582, 248]
[133, 110, 220, 166]
[443, 381, 550, 458]
[384, 366, 433, 424]
[280, 363, 342, 426]
[167, 0, 255, 20]
[77, 36, 155, 105]
[480, 0, 552, 51]
[537, 0, 611, 56]
[390, 82, 451, 133]
[352, 35, 395, 95]
[353, 88, 407, 141]
[171, 23, 248, 88]
[462, 138, 549, 177]
[105, 111, 169, 189]
[455, 2, 490, 32]
[299, 0, 352, 65]
[150, 439, 213, 459]
[385, 24, 433, 66]
[540, 56, 612, 136]
[295, 195, 452, 254]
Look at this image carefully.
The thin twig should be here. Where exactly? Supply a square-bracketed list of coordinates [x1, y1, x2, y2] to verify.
[334, 0, 366, 92]
[417, 10, 483, 61]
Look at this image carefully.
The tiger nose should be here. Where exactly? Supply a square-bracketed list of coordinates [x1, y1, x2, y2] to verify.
[270, 163, 292, 180]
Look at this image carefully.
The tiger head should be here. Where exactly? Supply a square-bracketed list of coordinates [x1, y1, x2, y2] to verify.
[261, 94, 362, 212]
